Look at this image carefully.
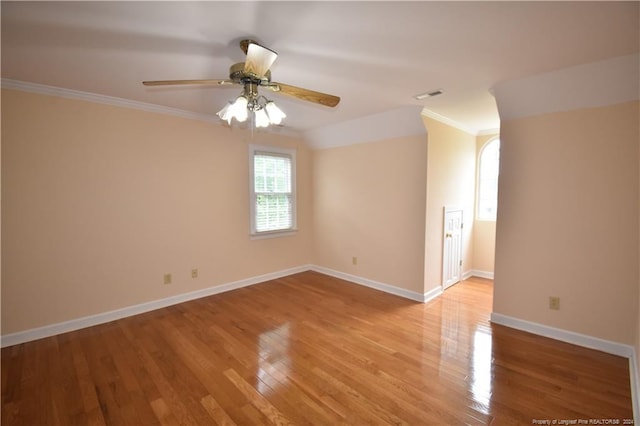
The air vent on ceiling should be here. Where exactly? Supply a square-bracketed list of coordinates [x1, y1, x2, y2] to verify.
[414, 89, 444, 100]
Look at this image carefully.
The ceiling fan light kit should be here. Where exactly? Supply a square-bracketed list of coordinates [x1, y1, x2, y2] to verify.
[143, 39, 340, 129]
[216, 82, 286, 128]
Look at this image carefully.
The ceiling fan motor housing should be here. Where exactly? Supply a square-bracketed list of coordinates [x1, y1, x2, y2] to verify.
[229, 63, 271, 86]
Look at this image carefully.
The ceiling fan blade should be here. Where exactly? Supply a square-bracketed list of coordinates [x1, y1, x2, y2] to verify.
[243, 42, 278, 79]
[269, 83, 340, 107]
[142, 79, 233, 86]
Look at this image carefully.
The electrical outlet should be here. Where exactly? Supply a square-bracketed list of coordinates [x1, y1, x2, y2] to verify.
[352, 256, 358, 265]
[163, 273, 172, 285]
[191, 268, 198, 279]
[549, 296, 560, 310]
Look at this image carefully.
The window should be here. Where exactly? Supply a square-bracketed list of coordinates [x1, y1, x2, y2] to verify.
[249, 145, 296, 236]
[477, 138, 500, 220]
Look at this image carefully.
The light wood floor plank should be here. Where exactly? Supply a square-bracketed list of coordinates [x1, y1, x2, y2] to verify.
[200, 394, 237, 426]
[1, 272, 633, 425]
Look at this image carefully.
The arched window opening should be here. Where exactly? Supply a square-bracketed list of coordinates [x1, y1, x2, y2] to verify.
[477, 138, 500, 221]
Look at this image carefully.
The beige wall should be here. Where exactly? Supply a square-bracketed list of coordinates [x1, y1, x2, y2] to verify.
[472, 133, 499, 274]
[1, 89, 313, 334]
[472, 221, 496, 274]
[312, 135, 428, 294]
[494, 101, 639, 345]
[637, 122, 640, 387]
[423, 117, 476, 293]
[0, 89, 479, 335]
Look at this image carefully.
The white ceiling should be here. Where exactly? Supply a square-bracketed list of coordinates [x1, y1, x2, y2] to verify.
[2, 1, 638, 134]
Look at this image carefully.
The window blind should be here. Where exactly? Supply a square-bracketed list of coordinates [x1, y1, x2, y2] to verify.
[253, 152, 293, 232]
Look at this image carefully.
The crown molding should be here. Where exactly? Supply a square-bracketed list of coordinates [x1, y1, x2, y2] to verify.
[421, 108, 478, 135]
[0, 79, 302, 137]
[1, 78, 219, 122]
[477, 128, 500, 136]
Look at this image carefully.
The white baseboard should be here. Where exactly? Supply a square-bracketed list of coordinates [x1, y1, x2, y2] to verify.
[493, 313, 639, 419]
[1, 265, 312, 348]
[2, 265, 442, 347]
[490, 312, 634, 358]
[309, 265, 435, 303]
[7, 263, 636, 414]
[464, 269, 494, 280]
[630, 349, 640, 422]
[423, 285, 443, 304]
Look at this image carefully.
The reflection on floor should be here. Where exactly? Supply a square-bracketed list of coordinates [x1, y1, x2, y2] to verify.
[1, 272, 633, 425]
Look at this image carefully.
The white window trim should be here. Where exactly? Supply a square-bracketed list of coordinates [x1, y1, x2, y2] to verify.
[249, 144, 297, 239]
[476, 137, 500, 222]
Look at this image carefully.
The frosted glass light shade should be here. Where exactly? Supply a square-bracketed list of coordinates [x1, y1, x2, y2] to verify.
[255, 108, 270, 128]
[230, 96, 248, 122]
[216, 102, 233, 124]
[265, 101, 286, 125]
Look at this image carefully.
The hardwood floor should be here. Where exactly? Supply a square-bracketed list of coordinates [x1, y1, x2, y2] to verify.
[1, 271, 633, 425]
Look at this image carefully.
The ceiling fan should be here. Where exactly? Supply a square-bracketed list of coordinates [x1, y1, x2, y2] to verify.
[142, 39, 340, 127]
